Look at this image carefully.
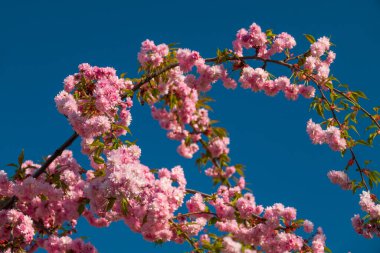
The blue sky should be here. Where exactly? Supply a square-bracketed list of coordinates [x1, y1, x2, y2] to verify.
[1, 0, 380, 252]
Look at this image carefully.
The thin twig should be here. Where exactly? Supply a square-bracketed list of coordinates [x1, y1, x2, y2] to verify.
[174, 211, 218, 219]
[333, 87, 380, 130]
[169, 219, 199, 251]
[315, 84, 369, 191]
[185, 188, 212, 198]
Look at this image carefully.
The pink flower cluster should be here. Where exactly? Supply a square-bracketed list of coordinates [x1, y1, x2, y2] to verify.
[208, 137, 230, 158]
[239, 68, 315, 100]
[221, 237, 242, 253]
[40, 235, 97, 253]
[232, 23, 267, 57]
[359, 191, 380, 219]
[138, 39, 169, 67]
[351, 214, 380, 239]
[306, 119, 347, 151]
[150, 67, 210, 159]
[0, 209, 34, 247]
[0, 170, 13, 197]
[84, 145, 188, 242]
[304, 37, 335, 84]
[15, 151, 85, 230]
[205, 166, 236, 179]
[0, 150, 91, 252]
[327, 170, 352, 190]
[233, 23, 296, 59]
[176, 48, 201, 73]
[351, 191, 380, 238]
[55, 63, 133, 150]
[303, 219, 314, 233]
[311, 227, 327, 253]
[204, 182, 319, 253]
[175, 193, 209, 238]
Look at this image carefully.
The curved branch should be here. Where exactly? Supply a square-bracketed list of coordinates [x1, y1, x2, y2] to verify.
[315, 84, 369, 191]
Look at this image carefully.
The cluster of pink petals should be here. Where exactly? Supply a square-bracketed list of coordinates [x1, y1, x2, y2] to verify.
[351, 214, 380, 239]
[16, 151, 85, 230]
[138, 39, 169, 67]
[303, 219, 314, 233]
[55, 64, 133, 149]
[306, 119, 347, 151]
[350, 191, 380, 238]
[221, 237, 242, 253]
[327, 170, 352, 190]
[359, 191, 380, 219]
[233, 23, 296, 60]
[232, 23, 267, 57]
[0, 209, 34, 247]
[205, 166, 236, 179]
[311, 227, 327, 253]
[0, 150, 92, 252]
[84, 145, 188, 243]
[40, 235, 97, 253]
[194, 59, 237, 91]
[0, 170, 13, 197]
[204, 182, 319, 253]
[310, 37, 331, 58]
[208, 137, 230, 158]
[304, 37, 335, 84]
[150, 67, 213, 159]
[175, 193, 209, 238]
[176, 48, 201, 73]
[239, 68, 315, 100]
[268, 32, 296, 55]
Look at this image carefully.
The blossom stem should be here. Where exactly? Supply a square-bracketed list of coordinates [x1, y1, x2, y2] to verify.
[185, 189, 212, 198]
[315, 84, 369, 191]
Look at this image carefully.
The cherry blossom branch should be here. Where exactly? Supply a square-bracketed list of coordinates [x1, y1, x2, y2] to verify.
[332, 87, 380, 130]
[168, 219, 200, 252]
[173, 211, 218, 219]
[0, 132, 79, 210]
[32, 132, 79, 178]
[314, 83, 369, 191]
[126, 54, 293, 98]
[185, 188, 212, 198]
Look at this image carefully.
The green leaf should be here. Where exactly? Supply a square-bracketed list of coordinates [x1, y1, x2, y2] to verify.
[355, 90, 368, 100]
[265, 29, 274, 37]
[94, 169, 106, 177]
[208, 217, 218, 225]
[77, 203, 85, 215]
[93, 156, 105, 164]
[106, 197, 116, 212]
[18, 149, 24, 166]
[304, 34, 316, 43]
[324, 246, 333, 253]
[356, 139, 369, 146]
[120, 197, 129, 215]
[212, 127, 227, 138]
[316, 103, 325, 118]
[349, 125, 359, 135]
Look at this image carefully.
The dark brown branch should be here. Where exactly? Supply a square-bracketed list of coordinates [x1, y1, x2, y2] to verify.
[33, 132, 79, 178]
[185, 188, 212, 198]
[174, 211, 218, 219]
[1, 132, 79, 210]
